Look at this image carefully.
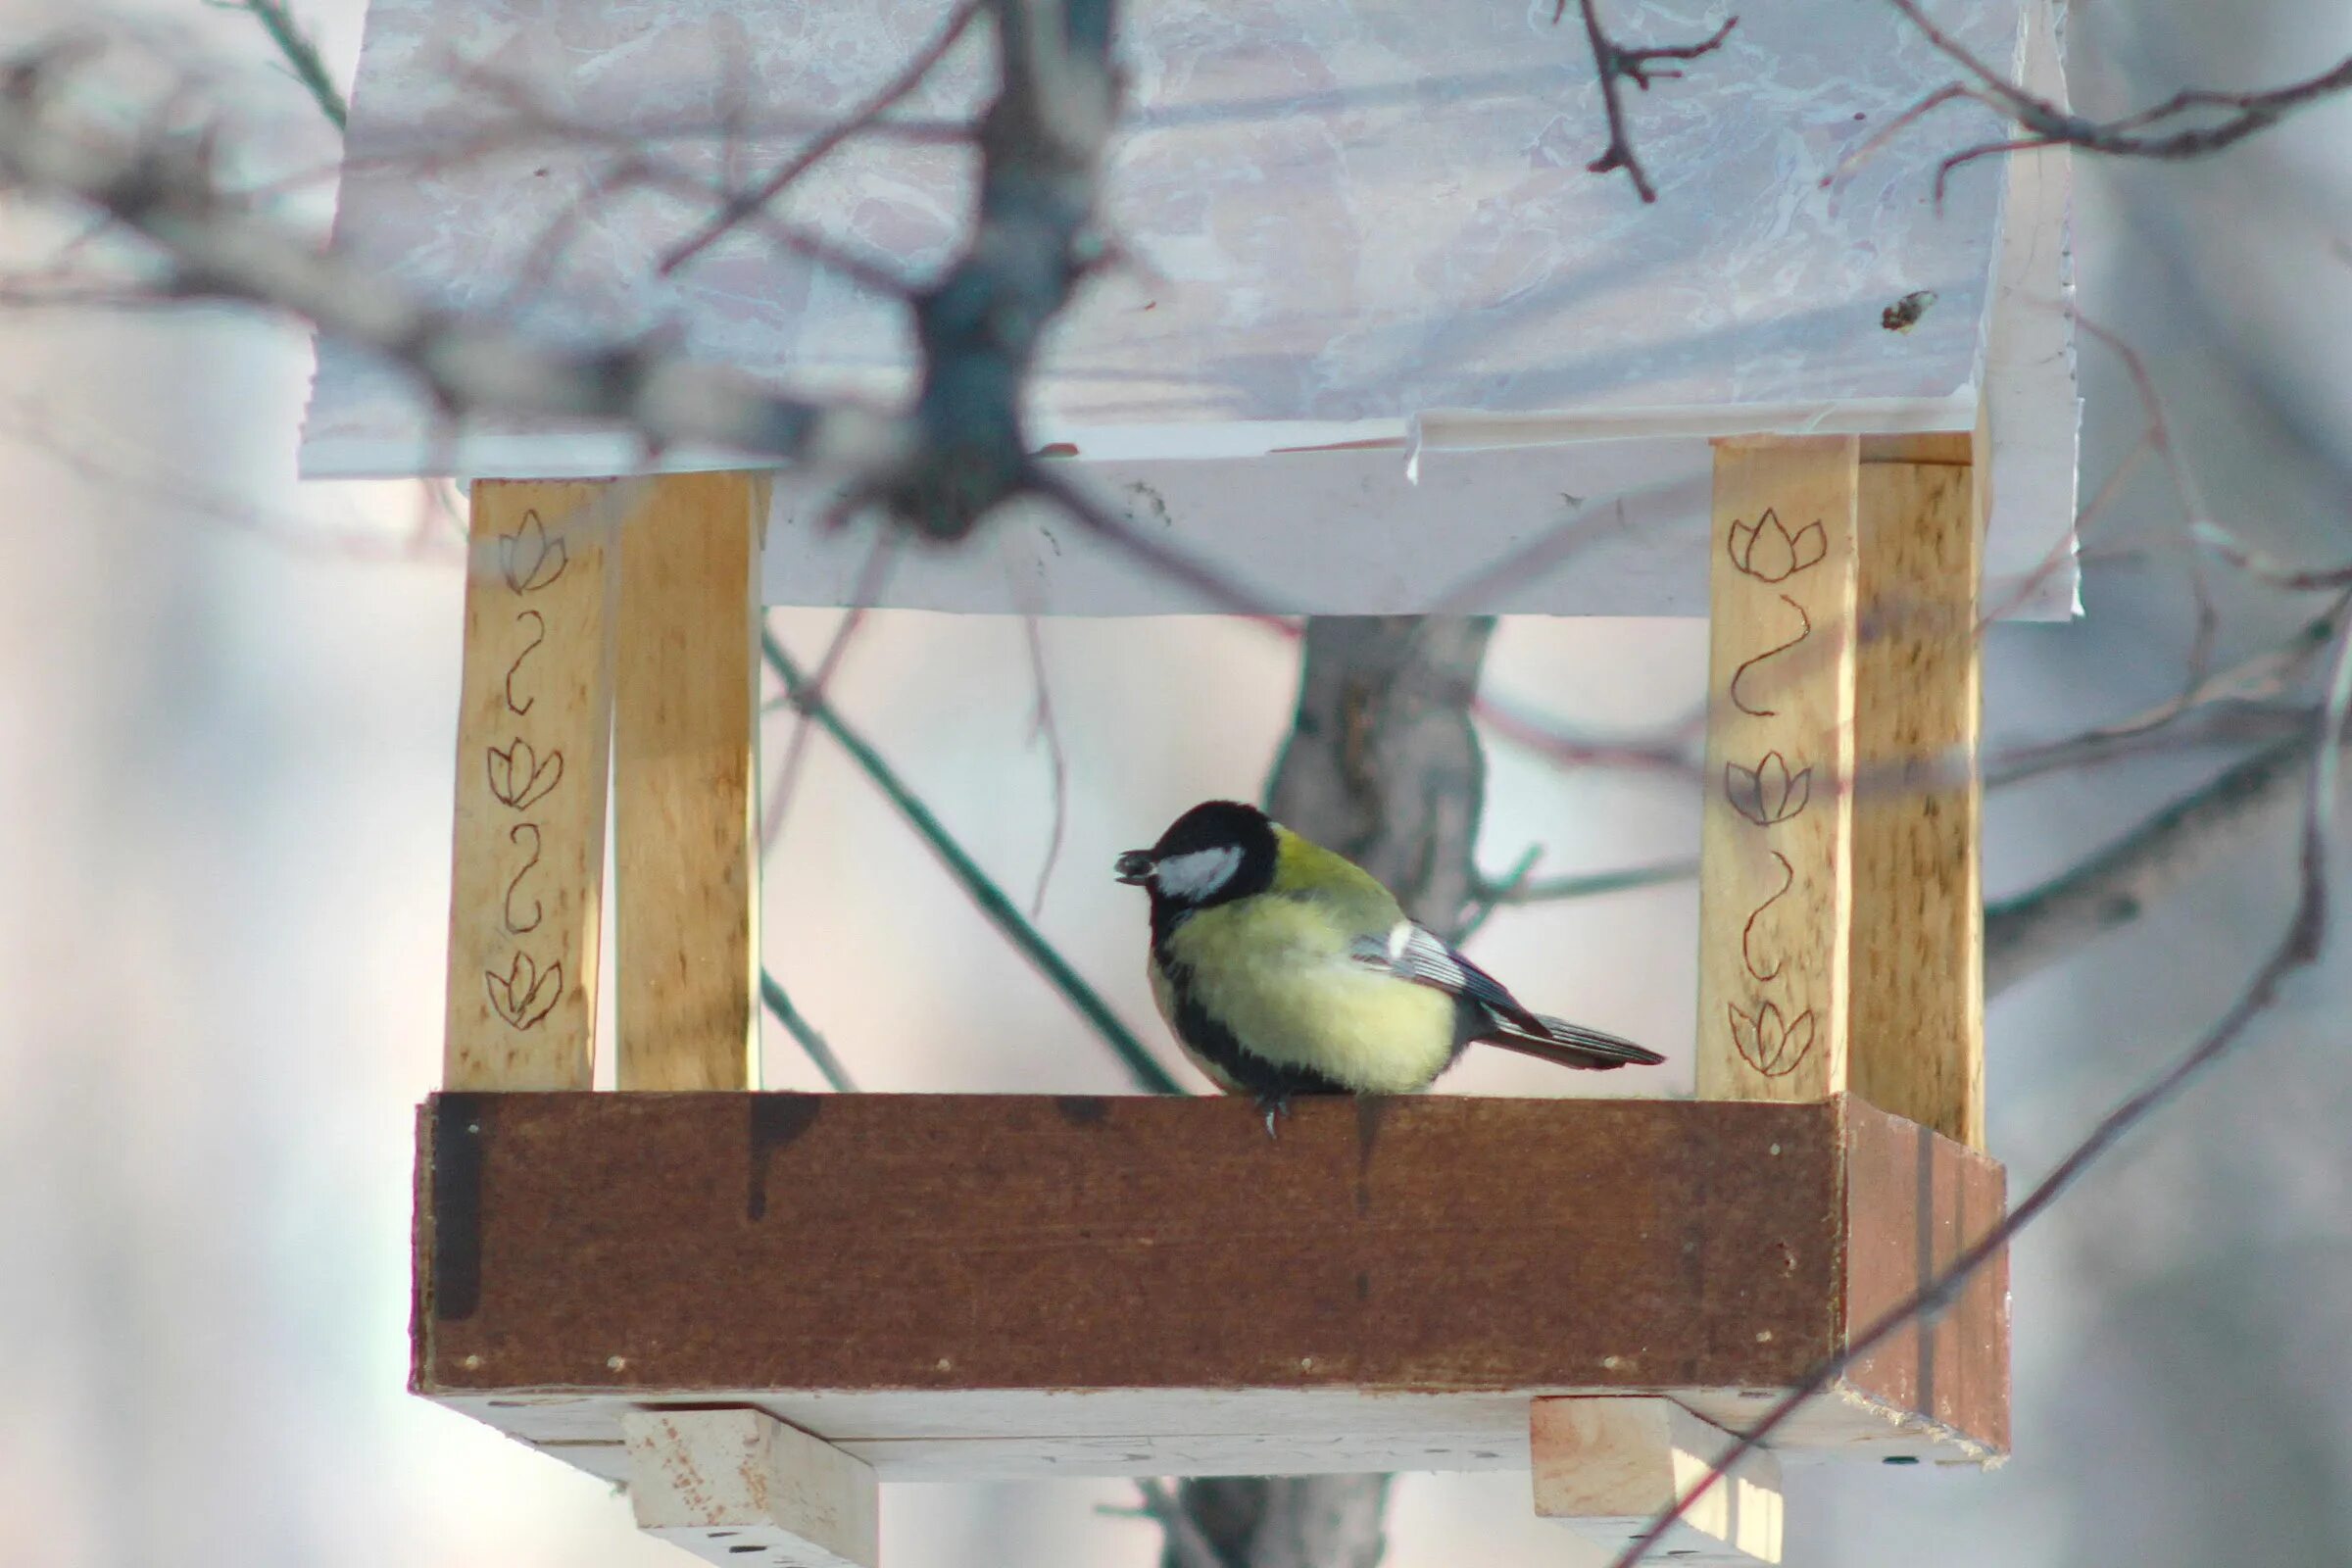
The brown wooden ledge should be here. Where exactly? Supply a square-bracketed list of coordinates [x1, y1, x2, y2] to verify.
[414, 1092, 2006, 1482]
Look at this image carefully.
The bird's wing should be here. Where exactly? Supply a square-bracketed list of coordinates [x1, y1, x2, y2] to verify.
[1350, 922, 1666, 1071]
[1348, 921, 1547, 1035]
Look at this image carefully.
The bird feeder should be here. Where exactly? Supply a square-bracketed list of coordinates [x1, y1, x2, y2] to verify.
[308, 0, 2075, 1561]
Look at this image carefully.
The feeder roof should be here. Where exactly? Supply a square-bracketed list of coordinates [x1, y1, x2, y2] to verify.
[302, 0, 2078, 617]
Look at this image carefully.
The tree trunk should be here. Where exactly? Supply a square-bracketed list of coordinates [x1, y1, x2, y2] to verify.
[1157, 614, 1494, 1568]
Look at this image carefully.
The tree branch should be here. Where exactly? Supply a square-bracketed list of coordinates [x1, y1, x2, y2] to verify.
[760, 968, 858, 1091]
[1153, 616, 1494, 1568]
[1608, 619, 2352, 1567]
[1554, 2, 1736, 204]
[761, 625, 1183, 1095]
[1840, 1, 2352, 203]
[662, 0, 987, 275]
[225, 0, 348, 130]
[1985, 736, 2308, 998]
[0, 0, 1127, 544]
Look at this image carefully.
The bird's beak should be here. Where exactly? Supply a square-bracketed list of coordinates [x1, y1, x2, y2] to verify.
[1113, 851, 1155, 886]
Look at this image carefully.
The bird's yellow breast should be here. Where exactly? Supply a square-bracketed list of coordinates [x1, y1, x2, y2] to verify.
[1153, 893, 1456, 1094]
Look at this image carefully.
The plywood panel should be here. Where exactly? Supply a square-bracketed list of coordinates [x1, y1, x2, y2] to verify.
[1840, 1103, 2011, 1452]
[409, 1093, 2008, 1473]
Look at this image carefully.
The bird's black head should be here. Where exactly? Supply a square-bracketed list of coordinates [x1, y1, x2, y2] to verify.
[1113, 800, 1279, 910]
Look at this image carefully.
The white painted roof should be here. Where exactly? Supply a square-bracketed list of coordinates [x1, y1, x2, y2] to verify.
[303, 0, 2078, 616]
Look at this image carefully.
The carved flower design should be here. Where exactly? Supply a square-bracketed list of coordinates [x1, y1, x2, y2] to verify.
[1726, 509, 1828, 583]
[500, 508, 568, 595]
[486, 951, 563, 1030]
[1726, 751, 1811, 826]
[486, 737, 563, 809]
[1729, 1001, 1816, 1078]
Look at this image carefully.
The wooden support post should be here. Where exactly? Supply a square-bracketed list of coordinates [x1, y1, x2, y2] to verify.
[1851, 434, 1985, 1148]
[443, 481, 622, 1090]
[624, 1408, 879, 1568]
[1532, 1397, 1784, 1564]
[613, 471, 768, 1091]
[1695, 432, 1987, 1149]
[1696, 437, 1861, 1103]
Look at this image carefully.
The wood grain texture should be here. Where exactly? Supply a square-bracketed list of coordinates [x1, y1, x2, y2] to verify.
[1839, 1102, 2010, 1453]
[1531, 1397, 1783, 1564]
[1696, 437, 1861, 1103]
[625, 1408, 877, 1568]
[613, 471, 768, 1091]
[1850, 459, 1985, 1148]
[444, 481, 624, 1090]
[409, 1093, 2008, 1474]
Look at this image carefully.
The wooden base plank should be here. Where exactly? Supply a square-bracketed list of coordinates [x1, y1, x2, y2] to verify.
[1532, 1396, 1784, 1564]
[411, 1093, 2007, 1480]
[626, 1408, 878, 1568]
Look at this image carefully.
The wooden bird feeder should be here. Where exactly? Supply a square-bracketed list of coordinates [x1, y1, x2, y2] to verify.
[308, 0, 2076, 1561]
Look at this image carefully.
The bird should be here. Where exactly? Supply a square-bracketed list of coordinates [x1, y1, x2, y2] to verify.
[1114, 800, 1662, 1127]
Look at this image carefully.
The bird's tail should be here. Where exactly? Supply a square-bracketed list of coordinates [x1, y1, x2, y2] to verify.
[1479, 1012, 1666, 1071]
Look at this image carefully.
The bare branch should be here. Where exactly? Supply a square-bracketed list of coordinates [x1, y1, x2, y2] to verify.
[1486, 858, 1699, 907]
[1985, 736, 2307, 999]
[0, 56, 898, 462]
[1455, 843, 1543, 943]
[1990, 598, 2347, 787]
[1022, 613, 1071, 917]
[760, 624, 1184, 1096]
[223, 0, 347, 130]
[0, 3, 1128, 544]
[1554, 2, 1737, 204]
[1608, 620, 2352, 1567]
[759, 969, 858, 1092]
[1846, 1, 2352, 204]
[662, 0, 987, 275]
[2194, 521, 2352, 592]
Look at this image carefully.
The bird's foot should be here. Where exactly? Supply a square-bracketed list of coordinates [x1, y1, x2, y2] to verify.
[1254, 1091, 1292, 1140]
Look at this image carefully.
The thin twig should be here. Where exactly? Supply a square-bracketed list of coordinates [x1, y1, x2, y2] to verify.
[1989, 601, 2348, 787]
[2194, 521, 2352, 591]
[1022, 613, 1070, 918]
[662, 0, 987, 275]
[1847, 0, 2352, 204]
[760, 626, 1184, 1096]
[1608, 621, 2352, 1567]
[0, 63, 895, 466]
[1454, 843, 1544, 944]
[760, 968, 858, 1092]
[1988, 701, 2316, 789]
[762, 523, 899, 856]
[223, 0, 348, 130]
[1985, 736, 2308, 999]
[1490, 858, 1699, 907]
[1554, 2, 1737, 203]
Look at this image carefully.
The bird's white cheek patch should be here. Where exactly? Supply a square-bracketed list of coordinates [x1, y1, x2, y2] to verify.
[1154, 845, 1244, 900]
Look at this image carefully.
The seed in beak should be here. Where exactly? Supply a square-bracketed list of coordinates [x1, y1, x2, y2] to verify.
[1113, 851, 1154, 885]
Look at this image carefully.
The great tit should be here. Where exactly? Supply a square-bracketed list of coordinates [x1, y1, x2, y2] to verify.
[1114, 800, 1662, 1119]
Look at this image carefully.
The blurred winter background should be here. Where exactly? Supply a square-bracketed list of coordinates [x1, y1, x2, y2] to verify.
[3, 0, 2350, 1563]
